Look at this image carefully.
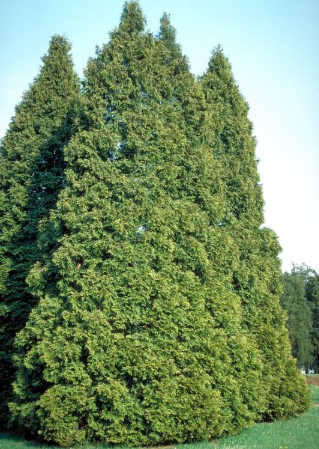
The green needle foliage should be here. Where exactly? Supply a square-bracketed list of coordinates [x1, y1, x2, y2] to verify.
[282, 265, 319, 373]
[158, 17, 267, 432]
[10, 5, 263, 446]
[201, 46, 309, 420]
[306, 270, 319, 372]
[0, 35, 80, 426]
[2, 1, 310, 446]
[200, 45, 264, 226]
[282, 265, 314, 371]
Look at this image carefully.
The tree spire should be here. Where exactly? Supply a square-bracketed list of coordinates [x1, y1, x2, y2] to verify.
[157, 12, 189, 73]
[119, 1, 145, 34]
[158, 13, 176, 46]
[208, 45, 228, 68]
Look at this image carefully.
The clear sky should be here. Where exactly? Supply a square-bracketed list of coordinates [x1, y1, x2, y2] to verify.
[1, 0, 318, 272]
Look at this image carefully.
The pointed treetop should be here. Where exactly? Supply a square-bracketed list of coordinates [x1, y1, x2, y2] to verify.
[42, 34, 72, 62]
[48, 34, 71, 51]
[207, 44, 233, 76]
[157, 12, 189, 70]
[39, 35, 75, 80]
[119, 1, 146, 34]
[158, 13, 177, 46]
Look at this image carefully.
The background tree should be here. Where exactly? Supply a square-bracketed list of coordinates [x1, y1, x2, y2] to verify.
[282, 264, 319, 373]
[281, 265, 314, 371]
[0, 35, 80, 426]
[306, 268, 319, 372]
[200, 46, 309, 420]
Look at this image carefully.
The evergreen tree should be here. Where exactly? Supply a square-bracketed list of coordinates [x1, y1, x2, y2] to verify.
[11, 3, 266, 446]
[0, 35, 80, 426]
[281, 265, 314, 371]
[7, 3, 310, 446]
[200, 46, 309, 420]
[306, 269, 319, 372]
[158, 15, 267, 432]
[281, 264, 319, 373]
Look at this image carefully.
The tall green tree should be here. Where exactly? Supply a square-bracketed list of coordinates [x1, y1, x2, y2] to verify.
[157, 15, 267, 431]
[281, 265, 314, 371]
[200, 46, 309, 420]
[306, 268, 319, 372]
[7, 3, 310, 446]
[11, 3, 266, 446]
[0, 35, 80, 426]
[282, 264, 319, 373]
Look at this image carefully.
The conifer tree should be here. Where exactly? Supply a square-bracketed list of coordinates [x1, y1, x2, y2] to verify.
[201, 47, 309, 419]
[11, 3, 268, 446]
[0, 35, 80, 425]
[306, 269, 319, 372]
[158, 15, 267, 432]
[282, 266, 313, 371]
[282, 264, 319, 373]
[7, 3, 310, 446]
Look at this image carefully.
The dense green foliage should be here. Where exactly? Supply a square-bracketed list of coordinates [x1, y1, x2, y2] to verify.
[0, 382, 318, 449]
[282, 264, 319, 372]
[0, 380, 318, 448]
[306, 270, 319, 372]
[282, 265, 313, 370]
[0, 1, 309, 446]
[0, 35, 80, 426]
[200, 47, 309, 421]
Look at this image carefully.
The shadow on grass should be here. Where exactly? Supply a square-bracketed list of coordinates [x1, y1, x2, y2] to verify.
[0, 431, 59, 448]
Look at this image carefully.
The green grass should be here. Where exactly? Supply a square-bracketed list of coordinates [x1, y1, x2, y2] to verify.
[309, 385, 319, 403]
[1, 384, 318, 449]
[0, 431, 57, 449]
[214, 406, 319, 449]
[0, 432, 51, 449]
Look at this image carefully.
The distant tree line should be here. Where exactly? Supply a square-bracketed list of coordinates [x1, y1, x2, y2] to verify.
[0, 1, 310, 446]
[282, 264, 319, 373]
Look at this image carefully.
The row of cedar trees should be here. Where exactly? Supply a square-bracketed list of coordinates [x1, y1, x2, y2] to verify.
[0, 2, 310, 447]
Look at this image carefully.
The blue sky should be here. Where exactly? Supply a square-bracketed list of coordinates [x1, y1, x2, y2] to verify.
[0, 0, 318, 272]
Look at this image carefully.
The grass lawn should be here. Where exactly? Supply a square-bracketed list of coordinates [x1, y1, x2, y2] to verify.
[212, 376, 319, 449]
[214, 406, 319, 449]
[1, 377, 318, 449]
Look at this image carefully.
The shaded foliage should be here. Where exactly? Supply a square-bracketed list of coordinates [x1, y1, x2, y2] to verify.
[306, 270, 319, 372]
[0, 35, 80, 426]
[282, 264, 319, 373]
